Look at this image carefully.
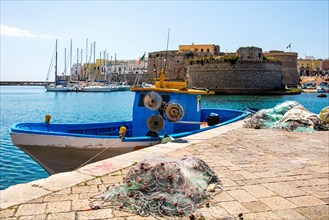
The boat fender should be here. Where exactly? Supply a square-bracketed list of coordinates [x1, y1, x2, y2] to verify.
[45, 114, 51, 124]
[119, 126, 127, 139]
[161, 134, 174, 144]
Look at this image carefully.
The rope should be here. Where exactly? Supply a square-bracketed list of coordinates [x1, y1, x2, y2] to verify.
[89, 157, 222, 217]
[75, 138, 122, 170]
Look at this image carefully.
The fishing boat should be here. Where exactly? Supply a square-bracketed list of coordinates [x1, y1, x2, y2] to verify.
[10, 67, 250, 175]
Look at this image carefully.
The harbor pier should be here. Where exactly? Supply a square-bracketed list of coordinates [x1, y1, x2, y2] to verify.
[0, 121, 328, 219]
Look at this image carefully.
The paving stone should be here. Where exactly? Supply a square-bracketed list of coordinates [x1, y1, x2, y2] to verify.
[234, 170, 259, 179]
[299, 186, 329, 199]
[254, 171, 278, 178]
[260, 196, 297, 210]
[28, 198, 44, 204]
[243, 211, 281, 219]
[46, 212, 75, 220]
[0, 207, 16, 218]
[76, 208, 113, 219]
[219, 201, 249, 215]
[15, 203, 47, 216]
[43, 194, 78, 202]
[71, 199, 90, 211]
[212, 191, 235, 203]
[287, 195, 327, 207]
[226, 189, 258, 203]
[221, 178, 237, 187]
[86, 178, 102, 185]
[275, 209, 308, 220]
[46, 201, 71, 213]
[262, 182, 306, 197]
[71, 185, 99, 194]
[101, 174, 125, 184]
[295, 205, 329, 219]
[18, 214, 47, 220]
[314, 184, 329, 191]
[126, 215, 162, 219]
[31, 172, 93, 192]
[52, 188, 71, 195]
[195, 206, 233, 219]
[1, 184, 50, 209]
[309, 178, 329, 186]
[242, 184, 276, 198]
[112, 209, 135, 217]
[78, 192, 100, 200]
[241, 201, 271, 212]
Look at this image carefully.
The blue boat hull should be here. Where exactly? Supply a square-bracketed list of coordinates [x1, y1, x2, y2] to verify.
[10, 109, 249, 174]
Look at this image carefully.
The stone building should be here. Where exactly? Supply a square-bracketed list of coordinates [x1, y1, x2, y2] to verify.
[146, 45, 300, 94]
[263, 50, 299, 86]
[146, 43, 220, 83]
[297, 58, 325, 76]
[187, 47, 283, 94]
[322, 60, 329, 71]
[179, 43, 220, 55]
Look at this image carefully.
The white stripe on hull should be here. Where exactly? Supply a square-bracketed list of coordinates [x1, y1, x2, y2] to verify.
[10, 133, 159, 174]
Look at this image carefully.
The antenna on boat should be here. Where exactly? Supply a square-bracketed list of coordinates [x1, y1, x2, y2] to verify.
[164, 28, 170, 70]
[160, 28, 170, 88]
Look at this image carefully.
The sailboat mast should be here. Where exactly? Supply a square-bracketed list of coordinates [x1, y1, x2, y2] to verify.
[64, 48, 67, 75]
[55, 39, 58, 86]
[70, 39, 72, 81]
[93, 41, 96, 75]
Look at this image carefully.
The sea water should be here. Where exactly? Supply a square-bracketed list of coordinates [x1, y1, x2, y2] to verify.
[0, 86, 328, 190]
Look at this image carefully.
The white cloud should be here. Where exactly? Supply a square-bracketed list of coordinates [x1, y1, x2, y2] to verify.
[0, 24, 57, 39]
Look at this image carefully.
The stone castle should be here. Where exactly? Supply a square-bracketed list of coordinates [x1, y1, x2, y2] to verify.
[146, 44, 299, 94]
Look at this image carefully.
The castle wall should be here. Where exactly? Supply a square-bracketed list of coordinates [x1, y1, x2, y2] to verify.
[264, 51, 299, 85]
[147, 50, 194, 82]
[187, 61, 283, 94]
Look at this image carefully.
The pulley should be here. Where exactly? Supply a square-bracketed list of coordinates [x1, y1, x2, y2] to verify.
[147, 115, 164, 132]
[143, 91, 162, 110]
[164, 103, 184, 122]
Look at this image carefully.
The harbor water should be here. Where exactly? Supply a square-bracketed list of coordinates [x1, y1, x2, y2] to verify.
[1, 86, 328, 190]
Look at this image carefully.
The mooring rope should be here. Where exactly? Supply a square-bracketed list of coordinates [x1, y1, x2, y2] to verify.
[75, 138, 122, 171]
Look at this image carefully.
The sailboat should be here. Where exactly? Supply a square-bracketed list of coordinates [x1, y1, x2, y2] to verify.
[45, 40, 71, 92]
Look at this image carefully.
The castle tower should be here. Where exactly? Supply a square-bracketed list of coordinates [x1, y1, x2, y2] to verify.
[264, 50, 299, 86]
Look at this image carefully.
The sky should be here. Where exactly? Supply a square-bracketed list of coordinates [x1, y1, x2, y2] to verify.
[1, 0, 328, 81]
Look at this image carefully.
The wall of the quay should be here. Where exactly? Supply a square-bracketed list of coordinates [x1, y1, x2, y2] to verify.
[187, 61, 283, 94]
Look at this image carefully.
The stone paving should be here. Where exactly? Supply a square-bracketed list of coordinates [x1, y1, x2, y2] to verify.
[1, 121, 328, 219]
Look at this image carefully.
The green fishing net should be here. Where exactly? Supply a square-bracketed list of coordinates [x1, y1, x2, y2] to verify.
[89, 157, 221, 217]
[244, 101, 327, 132]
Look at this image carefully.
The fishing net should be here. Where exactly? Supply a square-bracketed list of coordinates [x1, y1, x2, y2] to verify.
[89, 156, 222, 217]
[244, 101, 327, 132]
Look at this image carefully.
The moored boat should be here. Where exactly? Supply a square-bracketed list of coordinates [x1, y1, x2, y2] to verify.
[10, 68, 250, 174]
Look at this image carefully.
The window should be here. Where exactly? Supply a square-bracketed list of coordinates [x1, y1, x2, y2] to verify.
[207, 49, 210, 52]
[201, 49, 204, 52]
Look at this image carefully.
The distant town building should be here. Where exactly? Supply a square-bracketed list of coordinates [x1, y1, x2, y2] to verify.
[179, 43, 220, 56]
[297, 58, 326, 76]
[69, 58, 147, 84]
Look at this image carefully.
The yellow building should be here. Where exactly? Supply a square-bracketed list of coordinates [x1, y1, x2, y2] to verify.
[179, 43, 220, 55]
[297, 59, 323, 76]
